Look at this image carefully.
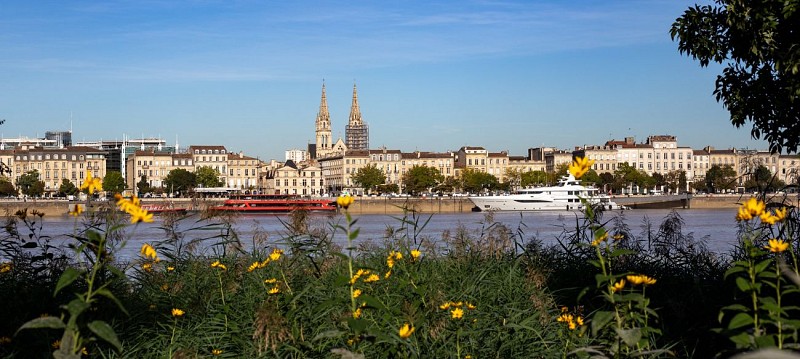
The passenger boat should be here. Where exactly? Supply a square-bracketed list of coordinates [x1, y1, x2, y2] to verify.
[469, 174, 626, 212]
[141, 204, 189, 215]
[212, 194, 337, 213]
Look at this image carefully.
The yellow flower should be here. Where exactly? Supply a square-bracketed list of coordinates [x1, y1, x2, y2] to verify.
[591, 232, 608, 247]
[52, 340, 61, 349]
[774, 207, 788, 222]
[211, 260, 227, 271]
[384, 270, 392, 279]
[171, 308, 185, 317]
[350, 269, 366, 283]
[410, 249, 421, 261]
[0, 336, 11, 345]
[161, 284, 169, 291]
[568, 156, 595, 179]
[568, 319, 577, 330]
[247, 261, 259, 272]
[68, 204, 83, 217]
[265, 278, 278, 284]
[439, 302, 451, 310]
[611, 279, 626, 293]
[626, 274, 656, 286]
[167, 266, 175, 272]
[0, 262, 11, 274]
[259, 259, 270, 268]
[391, 251, 403, 260]
[337, 194, 354, 209]
[211, 349, 223, 355]
[736, 198, 766, 222]
[613, 234, 624, 241]
[364, 274, 380, 283]
[466, 302, 476, 310]
[760, 207, 788, 225]
[576, 316, 584, 326]
[557, 313, 573, 323]
[451, 307, 464, 320]
[268, 286, 281, 295]
[398, 323, 415, 339]
[269, 248, 284, 261]
[129, 207, 154, 224]
[353, 289, 362, 298]
[140, 243, 158, 261]
[141, 262, 153, 272]
[765, 238, 789, 253]
[353, 307, 362, 318]
[79, 171, 103, 195]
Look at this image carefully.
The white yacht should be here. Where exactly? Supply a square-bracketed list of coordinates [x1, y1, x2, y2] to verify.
[469, 174, 625, 212]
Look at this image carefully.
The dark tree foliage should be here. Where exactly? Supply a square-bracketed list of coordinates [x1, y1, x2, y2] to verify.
[57, 179, 78, 197]
[460, 168, 500, 194]
[402, 165, 442, 195]
[671, 1, 800, 153]
[0, 179, 17, 197]
[137, 175, 152, 195]
[16, 170, 44, 197]
[706, 164, 738, 193]
[164, 169, 197, 196]
[351, 164, 386, 194]
[102, 171, 126, 194]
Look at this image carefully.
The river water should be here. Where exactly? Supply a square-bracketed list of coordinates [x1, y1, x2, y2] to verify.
[8, 208, 742, 261]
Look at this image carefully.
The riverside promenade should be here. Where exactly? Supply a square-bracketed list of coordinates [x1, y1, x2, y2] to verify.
[2, 194, 797, 217]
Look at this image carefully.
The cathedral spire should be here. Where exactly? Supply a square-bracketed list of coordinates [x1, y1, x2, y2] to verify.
[345, 82, 369, 150]
[315, 81, 333, 159]
[348, 83, 362, 126]
[316, 81, 331, 130]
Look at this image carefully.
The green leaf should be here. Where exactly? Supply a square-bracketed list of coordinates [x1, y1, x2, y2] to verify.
[591, 310, 614, 336]
[16, 316, 65, 333]
[735, 276, 753, 292]
[754, 334, 776, 348]
[725, 265, 747, 277]
[728, 331, 752, 348]
[313, 330, 346, 341]
[615, 327, 642, 347]
[721, 304, 749, 312]
[54, 268, 82, 296]
[728, 312, 755, 330]
[87, 320, 122, 352]
[94, 288, 129, 316]
[754, 258, 773, 274]
[64, 298, 90, 318]
[359, 294, 388, 311]
[348, 228, 360, 241]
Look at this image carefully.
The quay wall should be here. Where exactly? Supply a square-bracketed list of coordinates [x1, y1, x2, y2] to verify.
[1, 195, 796, 217]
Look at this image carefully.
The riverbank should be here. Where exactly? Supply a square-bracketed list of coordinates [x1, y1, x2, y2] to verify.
[2, 194, 796, 217]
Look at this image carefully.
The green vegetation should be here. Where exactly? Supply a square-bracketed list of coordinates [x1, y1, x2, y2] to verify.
[195, 166, 223, 188]
[401, 165, 443, 195]
[102, 171, 126, 194]
[57, 179, 78, 198]
[351, 164, 386, 194]
[671, 0, 800, 154]
[163, 169, 196, 196]
[15, 170, 44, 197]
[1, 192, 800, 357]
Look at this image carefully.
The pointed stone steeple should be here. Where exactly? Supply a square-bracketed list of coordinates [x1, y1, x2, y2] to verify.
[345, 82, 369, 150]
[315, 81, 333, 158]
[348, 83, 362, 126]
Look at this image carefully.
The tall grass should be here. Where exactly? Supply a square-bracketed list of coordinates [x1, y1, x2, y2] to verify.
[1, 197, 799, 358]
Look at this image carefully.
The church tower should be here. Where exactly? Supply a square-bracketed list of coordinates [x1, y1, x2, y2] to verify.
[345, 83, 369, 150]
[315, 82, 333, 159]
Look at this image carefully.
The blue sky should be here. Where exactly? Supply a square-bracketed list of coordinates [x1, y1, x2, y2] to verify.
[0, 0, 770, 160]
